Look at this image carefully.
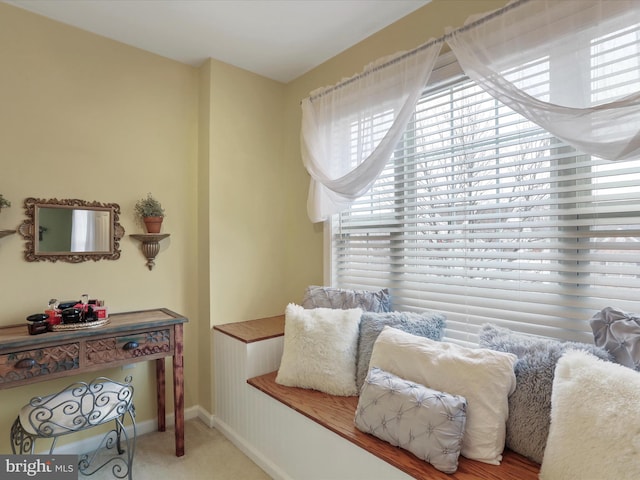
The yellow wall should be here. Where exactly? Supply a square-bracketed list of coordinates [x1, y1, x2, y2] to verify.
[0, 0, 508, 453]
[203, 58, 287, 411]
[0, 1, 200, 450]
[0, 0, 288, 451]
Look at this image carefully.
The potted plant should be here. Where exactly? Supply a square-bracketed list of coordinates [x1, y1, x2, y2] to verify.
[0, 194, 10, 211]
[134, 193, 165, 233]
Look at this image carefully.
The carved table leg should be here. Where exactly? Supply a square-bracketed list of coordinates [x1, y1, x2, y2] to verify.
[156, 358, 166, 432]
[173, 323, 185, 457]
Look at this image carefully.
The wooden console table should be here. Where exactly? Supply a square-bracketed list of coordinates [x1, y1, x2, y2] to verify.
[0, 308, 187, 457]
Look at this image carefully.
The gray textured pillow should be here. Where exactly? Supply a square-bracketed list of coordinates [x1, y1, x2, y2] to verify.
[356, 311, 446, 392]
[479, 324, 612, 464]
[355, 367, 467, 474]
[589, 306, 640, 371]
[302, 285, 392, 312]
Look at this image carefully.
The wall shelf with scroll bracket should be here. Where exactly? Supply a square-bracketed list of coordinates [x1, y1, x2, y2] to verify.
[130, 233, 170, 271]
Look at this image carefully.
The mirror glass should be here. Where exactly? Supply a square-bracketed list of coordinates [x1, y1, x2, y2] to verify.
[18, 198, 125, 263]
[37, 207, 112, 253]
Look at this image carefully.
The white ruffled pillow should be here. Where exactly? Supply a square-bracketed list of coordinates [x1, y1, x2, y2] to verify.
[369, 326, 517, 465]
[276, 303, 362, 396]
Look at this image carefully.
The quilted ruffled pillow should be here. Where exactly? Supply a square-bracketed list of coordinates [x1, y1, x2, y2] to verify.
[589, 306, 640, 371]
[301, 285, 391, 312]
[355, 367, 467, 474]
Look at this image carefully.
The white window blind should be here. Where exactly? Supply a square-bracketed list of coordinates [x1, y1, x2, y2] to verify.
[331, 24, 640, 346]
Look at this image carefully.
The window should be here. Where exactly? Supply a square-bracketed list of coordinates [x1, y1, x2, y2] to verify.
[330, 23, 640, 346]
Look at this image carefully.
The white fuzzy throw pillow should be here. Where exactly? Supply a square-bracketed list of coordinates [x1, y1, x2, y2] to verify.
[369, 326, 517, 465]
[540, 350, 640, 480]
[276, 303, 362, 396]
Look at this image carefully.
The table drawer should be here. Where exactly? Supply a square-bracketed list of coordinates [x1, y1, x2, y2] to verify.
[0, 343, 80, 386]
[85, 329, 172, 366]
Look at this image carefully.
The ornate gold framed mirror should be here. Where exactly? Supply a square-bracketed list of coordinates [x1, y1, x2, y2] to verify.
[18, 198, 125, 263]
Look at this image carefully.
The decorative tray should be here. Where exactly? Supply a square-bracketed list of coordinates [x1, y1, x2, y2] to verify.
[51, 318, 110, 331]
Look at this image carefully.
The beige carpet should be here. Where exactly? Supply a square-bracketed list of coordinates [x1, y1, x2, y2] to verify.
[80, 419, 271, 480]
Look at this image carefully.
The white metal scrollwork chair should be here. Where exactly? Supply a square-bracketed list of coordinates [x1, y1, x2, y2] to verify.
[10, 376, 136, 480]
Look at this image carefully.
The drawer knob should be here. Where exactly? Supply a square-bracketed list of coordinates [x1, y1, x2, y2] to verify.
[123, 341, 139, 351]
[15, 358, 36, 369]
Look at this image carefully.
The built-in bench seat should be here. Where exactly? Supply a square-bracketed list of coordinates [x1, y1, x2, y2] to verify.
[248, 371, 540, 480]
[214, 315, 541, 480]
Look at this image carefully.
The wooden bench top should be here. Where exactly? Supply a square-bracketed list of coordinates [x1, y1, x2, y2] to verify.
[214, 315, 285, 343]
[248, 371, 540, 480]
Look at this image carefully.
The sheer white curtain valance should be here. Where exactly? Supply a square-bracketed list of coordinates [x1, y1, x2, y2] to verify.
[446, 0, 640, 161]
[301, 42, 442, 223]
[302, 0, 640, 222]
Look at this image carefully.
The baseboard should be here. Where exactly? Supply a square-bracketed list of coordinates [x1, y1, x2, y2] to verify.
[212, 415, 292, 480]
[196, 405, 215, 428]
[52, 405, 200, 455]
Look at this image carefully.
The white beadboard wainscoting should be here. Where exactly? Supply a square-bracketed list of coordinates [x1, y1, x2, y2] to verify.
[212, 327, 413, 480]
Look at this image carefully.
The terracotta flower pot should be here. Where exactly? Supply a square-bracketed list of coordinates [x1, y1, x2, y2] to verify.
[143, 216, 163, 233]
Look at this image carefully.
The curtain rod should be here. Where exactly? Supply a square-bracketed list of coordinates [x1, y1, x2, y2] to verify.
[306, 0, 531, 102]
